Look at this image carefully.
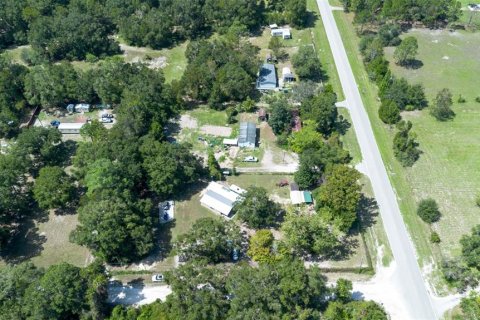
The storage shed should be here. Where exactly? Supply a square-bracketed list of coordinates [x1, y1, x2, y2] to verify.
[282, 67, 295, 83]
[271, 28, 291, 39]
[238, 122, 256, 148]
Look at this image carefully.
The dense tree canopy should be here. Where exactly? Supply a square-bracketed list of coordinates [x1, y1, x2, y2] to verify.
[233, 186, 281, 228]
[71, 194, 154, 263]
[300, 86, 338, 136]
[282, 211, 340, 256]
[292, 46, 324, 81]
[294, 142, 350, 189]
[174, 218, 244, 263]
[288, 120, 324, 154]
[33, 166, 75, 210]
[141, 140, 204, 198]
[343, 0, 461, 27]
[28, 2, 119, 61]
[316, 165, 362, 232]
[378, 100, 401, 124]
[268, 97, 292, 135]
[181, 39, 259, 107]
[0, 261, 107, 320]
[0, 57, 29, 138]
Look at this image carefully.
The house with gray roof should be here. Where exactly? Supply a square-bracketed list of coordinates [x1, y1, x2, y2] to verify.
[256, 63, 278, 91]
[238, 122, 256, 148]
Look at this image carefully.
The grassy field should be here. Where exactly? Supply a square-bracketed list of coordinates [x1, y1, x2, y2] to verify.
[1, 211, 90, 268]
[332, 10, 480, 291]
[189, 107, 228, 127]
[226, 174, 292, 199]
[382, 30, 480, 259]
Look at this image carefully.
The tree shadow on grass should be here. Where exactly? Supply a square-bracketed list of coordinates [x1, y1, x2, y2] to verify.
[325, 236, 359, 261]
[402, 59, 424, 70]
[304, 10, 319, 29]
[173, 181, 209, 202]
[335, 114, 352, 135]
[1, 213, 47, 264]
[355, 194, 379, 234]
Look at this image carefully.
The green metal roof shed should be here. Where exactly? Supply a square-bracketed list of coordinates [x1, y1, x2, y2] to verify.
[303, 191, 313, 204]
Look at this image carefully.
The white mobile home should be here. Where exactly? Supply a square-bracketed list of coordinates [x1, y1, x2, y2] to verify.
[57, 122, 85, 134]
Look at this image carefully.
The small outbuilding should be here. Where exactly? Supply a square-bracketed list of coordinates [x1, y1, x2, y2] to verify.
[200, 182, 244, 217]
[271, 28, 291, 39]
[223, 138, 238, 146]
[57, 122, 85, 134]
[256, 63, 278, 91]
[282, 67, 295, 83]
[238, 122, 257, 149]
[290, 190, 314, 205]
[74, 103, 91, 112]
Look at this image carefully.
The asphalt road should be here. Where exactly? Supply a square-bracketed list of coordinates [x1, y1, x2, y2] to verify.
[315, 1, 437, 318]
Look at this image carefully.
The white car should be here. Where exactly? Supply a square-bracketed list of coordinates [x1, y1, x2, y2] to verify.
[100, 117, 113, 123]
[151, 274, 165, 282]
[243, 156, 258, 162]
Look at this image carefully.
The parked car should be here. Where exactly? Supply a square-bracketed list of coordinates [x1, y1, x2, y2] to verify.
[222, 169, 231, 176]
[50, 120, 60, 127]
[163, 212, 169, 221]
[232, 249, 239, 261]
[102, 113, 114, 118]
[100, 117, 113, 123]
[243, 156, 258, 162]
[151, 274, 165, 282]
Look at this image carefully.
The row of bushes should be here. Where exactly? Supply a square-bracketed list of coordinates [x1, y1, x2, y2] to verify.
[358, 25, 423, 167]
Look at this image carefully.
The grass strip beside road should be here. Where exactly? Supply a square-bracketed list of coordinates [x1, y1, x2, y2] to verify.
[307, 0, 345, 100]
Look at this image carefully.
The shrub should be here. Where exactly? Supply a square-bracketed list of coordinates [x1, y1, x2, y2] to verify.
[457, 95, 466, 103]
[417, 198, 441, 224]
[378, 101, 401, 124]
[430, 231, 441, 243]
[476, 193, 480, 207]
[476, 97, 480, 103]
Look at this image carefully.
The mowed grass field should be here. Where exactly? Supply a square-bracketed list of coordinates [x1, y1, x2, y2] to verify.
[333, 10, 480, 276]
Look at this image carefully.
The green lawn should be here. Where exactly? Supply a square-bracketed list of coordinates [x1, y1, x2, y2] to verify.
[170, 189, 218, 241]
[307, 0, 345, 100]
[1, 211, 90, 268]
[338, 108, 362, 165]
[333, 11, 480, 287]
[226, 174, 292, 199]
[189, 107, 228, 126]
